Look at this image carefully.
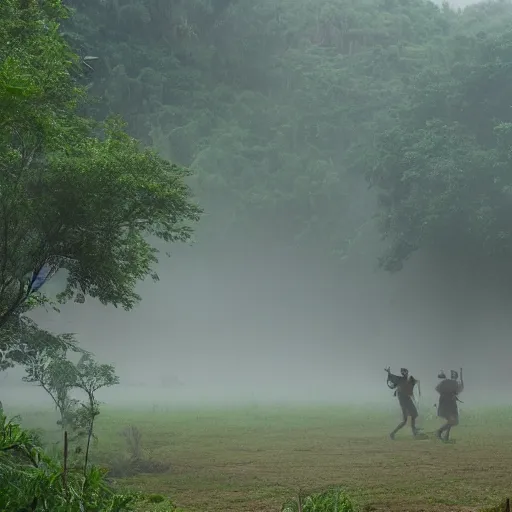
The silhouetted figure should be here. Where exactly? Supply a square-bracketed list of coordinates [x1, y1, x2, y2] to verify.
[385, 367, 421, 439]
[436, 368, 464, 442]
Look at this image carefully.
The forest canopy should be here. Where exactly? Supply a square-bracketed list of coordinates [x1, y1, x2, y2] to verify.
[60, 0, 512, 275]
[371, 6, 512, 270]
[1, 0, 509, 307]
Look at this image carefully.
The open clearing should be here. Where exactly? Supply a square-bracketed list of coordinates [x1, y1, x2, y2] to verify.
[13, 404, 512, 511]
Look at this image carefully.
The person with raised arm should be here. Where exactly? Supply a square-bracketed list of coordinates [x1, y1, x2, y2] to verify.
[385, 367, 422, 440]
[435, 368, 464, 443]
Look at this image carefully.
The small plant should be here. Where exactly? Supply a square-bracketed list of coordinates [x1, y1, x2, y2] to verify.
[122, 425, 143, 461]
[106, 425, 171, 478]
[282, 488, 355, 512]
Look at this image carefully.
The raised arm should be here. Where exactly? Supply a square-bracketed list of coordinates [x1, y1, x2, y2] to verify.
[459, 367, 464, 393]
[385, 368, 401, 387]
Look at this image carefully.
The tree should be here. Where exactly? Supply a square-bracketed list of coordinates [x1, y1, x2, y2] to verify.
[22, 344, 83, 431]
[370, 8, 512, 272]
[72, 353, 119, 474]
[0, 0, 201, 332]
[22, 348, 120, 475]
[0, 316, 77, 372]
[0, 297, 79, 407]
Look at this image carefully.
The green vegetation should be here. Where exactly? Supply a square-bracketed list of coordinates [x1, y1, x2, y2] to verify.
[64, 0, 455, 254]
[282, 489, 356, 512]
[3, 0, 512, 510]
[0, 0, 201, 363]
[0, 413, 184, 511]
[9, 405, 512, 512]
[23, 348, 121, 474]
[372, 1, 512, 271]
[0, 0, 200, 509]
[1, 353, 183, 511]
[61, 0, 512, 274]
[0, 413, 136, 511]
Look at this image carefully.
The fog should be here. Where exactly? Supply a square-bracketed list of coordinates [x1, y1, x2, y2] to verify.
[5, 218, 512, 409]
[440, 0, 481, 7]
[443, 0, 479, 6]
[4, 0, 511, 412]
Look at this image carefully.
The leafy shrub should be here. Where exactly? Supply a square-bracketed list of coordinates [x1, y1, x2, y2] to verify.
[0, 413, 136, 511]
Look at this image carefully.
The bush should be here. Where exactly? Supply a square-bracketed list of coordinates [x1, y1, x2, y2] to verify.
[0, 413, 136, 511]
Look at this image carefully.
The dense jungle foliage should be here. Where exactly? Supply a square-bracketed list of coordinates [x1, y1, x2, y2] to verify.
[63, 0, 512, 271]
[0, 0, 200, 373]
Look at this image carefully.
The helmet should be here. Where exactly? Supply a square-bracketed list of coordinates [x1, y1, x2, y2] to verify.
[450, 370, 458, 380]
[400, 368, 408, 377]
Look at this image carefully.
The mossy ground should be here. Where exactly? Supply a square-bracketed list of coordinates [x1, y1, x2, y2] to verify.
[11, 404, 512, 512]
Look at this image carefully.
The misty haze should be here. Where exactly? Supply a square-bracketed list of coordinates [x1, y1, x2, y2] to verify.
[1, 0, 512, 511]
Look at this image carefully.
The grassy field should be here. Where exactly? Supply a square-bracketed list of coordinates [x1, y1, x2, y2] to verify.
[12, 403, 512, 512]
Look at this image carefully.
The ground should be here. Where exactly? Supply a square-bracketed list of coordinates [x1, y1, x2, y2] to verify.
[12, 404, 512, 512]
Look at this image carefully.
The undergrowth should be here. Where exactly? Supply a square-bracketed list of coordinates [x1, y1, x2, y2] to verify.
[0, 413, 177, 512]
[104, 425, 171, 477]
